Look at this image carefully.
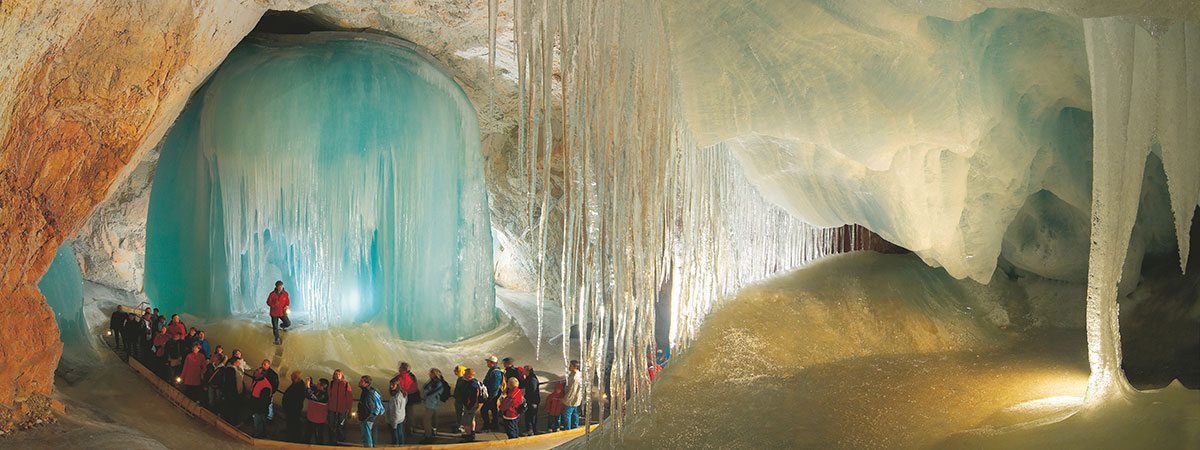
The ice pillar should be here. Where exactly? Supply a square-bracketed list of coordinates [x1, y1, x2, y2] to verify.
[1082, 18, 1199, 403]
[146, 33, 496, 341]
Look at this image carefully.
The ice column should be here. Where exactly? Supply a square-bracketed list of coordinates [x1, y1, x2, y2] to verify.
[146, 33, 495, 341]
[1082, 18, 1198, 403]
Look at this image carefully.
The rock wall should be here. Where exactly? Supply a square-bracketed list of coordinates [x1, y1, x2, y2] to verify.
[0, 0, 266, 417]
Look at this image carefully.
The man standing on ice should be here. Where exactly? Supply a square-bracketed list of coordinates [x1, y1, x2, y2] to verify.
[267, 280, 291, 345]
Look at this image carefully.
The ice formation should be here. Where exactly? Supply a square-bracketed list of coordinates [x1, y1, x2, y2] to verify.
[145, 33, 495, 341]
[1081, 18, 1199, 403]
[665, 3, 1096, 284]
[489, 0, 1199, 438]
[38, 242, 91, 361]
[497, 1, 874, 433]
[666, 144, 870, 348]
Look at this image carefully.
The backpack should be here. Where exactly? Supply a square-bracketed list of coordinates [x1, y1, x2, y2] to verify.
[370, 388, 385, 416]
[439, 380, 452, 402]
[478, 382, 489, 400]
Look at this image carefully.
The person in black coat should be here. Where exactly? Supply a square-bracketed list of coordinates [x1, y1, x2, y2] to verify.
[520, 366, 541, 436]
[260, 359, 280, 420]
[282, 372, 308, 443]
[109, 310, 127, 349]
[122, 313, 142, 356]
[165, 334, 187, 379]
[150, 309, 163, 336]
[217, 358, 246, 423]
[502, 357, 520, 380]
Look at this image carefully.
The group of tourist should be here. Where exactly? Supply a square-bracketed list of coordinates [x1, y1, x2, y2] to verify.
[108, 307, 589, 447]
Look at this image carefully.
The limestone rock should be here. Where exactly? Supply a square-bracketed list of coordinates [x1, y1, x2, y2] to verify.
[0, 0, 265, 408]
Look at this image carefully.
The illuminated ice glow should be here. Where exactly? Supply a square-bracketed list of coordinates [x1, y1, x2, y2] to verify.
[145, 33, 495, 341]
[38, 242, 91, 360]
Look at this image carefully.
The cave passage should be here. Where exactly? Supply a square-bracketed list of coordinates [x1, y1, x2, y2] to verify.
[144, 32, 496, 341]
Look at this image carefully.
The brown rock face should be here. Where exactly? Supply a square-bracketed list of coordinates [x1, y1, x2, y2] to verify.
[0, 0, 261, 413]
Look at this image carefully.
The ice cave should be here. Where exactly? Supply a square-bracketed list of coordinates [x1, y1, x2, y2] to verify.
[0, 1, 1197, 449]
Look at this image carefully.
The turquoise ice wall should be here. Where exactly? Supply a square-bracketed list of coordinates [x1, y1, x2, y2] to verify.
[145, 33, 495, 341]
[38, 242, 92, 359]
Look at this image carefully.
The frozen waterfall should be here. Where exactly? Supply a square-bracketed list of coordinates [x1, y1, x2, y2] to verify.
[145, 33, 495, 341]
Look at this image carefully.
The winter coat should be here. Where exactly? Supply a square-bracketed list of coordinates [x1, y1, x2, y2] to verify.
[140, 316, 154, 341]
[150, 316, 163, 334]
[122, 320, 142, 345]
[498, 387, 524, 420]
[251, 378, 273, 414]
[483, 367, 504, 400]
[166, 321, 186, 338]
[306, 388, 328, 424]
[357, 387, 382, 420]
[455, 378, 482, 409]
[263, 368, 280, 393]
[563, 370, 584, 407]
[109, 311, 126, 331]
[165, 339, 186, 362]
[196, 339, 211, 358]
[181, 351, 207, 386]
[267, 290, 290, 317]
[422, 379, 447, 410]
[521, 372, 541, 404]
[203, 363, 222, 388]
[504, 366, 520, 381]
[386, 389, 407, 427]
[391, 372, 421, 402]
[328, 378, 353, 413]
[152, 332, 169, 356]
[217, 366, 244, 397]
[546, 391, 565, 416]
[283, 381, 307, 417]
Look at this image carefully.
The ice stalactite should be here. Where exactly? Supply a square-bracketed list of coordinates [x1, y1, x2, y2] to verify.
[1082, 18, 1198, 404]
[506, 1, 677, 434]
[666, 144, 867, 349]
[494, 0, 873, 434]
[146, 33, 495, 341]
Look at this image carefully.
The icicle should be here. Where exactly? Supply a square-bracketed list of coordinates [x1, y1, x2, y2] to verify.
[510, 0, 864, 432]
[1154, 24, 1200, 272]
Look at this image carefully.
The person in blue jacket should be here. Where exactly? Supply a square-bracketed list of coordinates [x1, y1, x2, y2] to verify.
[481, 356, 504, 431]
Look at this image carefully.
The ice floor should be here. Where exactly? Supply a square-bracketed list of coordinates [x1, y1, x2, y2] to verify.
[570, 252, 1199, 449]
[184, 286, 571, 390]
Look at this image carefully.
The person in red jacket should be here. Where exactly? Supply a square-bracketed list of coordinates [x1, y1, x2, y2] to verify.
[327, 369, 353, 443]
[497, 377, 525, 439]
[544, 383, 565, 432]
[166, 314, 187, 338]
[267, 280, 291, 345]
[181, 342, 208, 404]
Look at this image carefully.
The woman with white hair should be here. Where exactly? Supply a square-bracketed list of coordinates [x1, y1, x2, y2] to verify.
[497, 377, 525, 439]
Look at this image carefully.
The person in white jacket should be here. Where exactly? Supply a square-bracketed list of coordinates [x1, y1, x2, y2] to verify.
[386, 378, 408, 445]
[562, 360, 584, 430]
